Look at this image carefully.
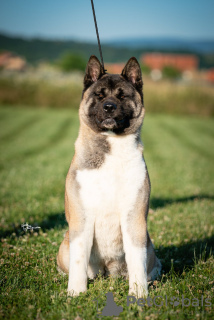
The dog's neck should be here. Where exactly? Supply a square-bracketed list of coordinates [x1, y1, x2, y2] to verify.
[74, 122, 143, 170]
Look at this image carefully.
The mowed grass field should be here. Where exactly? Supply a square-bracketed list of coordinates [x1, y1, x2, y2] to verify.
[0, 105, 214, 320]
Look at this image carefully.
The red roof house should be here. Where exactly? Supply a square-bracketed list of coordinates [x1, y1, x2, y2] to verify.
[0, 52, 27, 71]
[142, 53, 198, 71]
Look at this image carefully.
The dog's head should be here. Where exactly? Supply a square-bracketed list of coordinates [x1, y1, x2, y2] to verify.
[79, 55, 145, 135]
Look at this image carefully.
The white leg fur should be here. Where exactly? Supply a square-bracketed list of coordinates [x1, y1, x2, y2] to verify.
[129, 247, 148, 298]
[67, 224, 94, 296]
[122, 227, 148, 297]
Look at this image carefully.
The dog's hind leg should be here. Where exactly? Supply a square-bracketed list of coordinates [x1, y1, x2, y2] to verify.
[147, 232, 162, 281]
[87, 259, 105, 279]
[57, 230, 69, 274]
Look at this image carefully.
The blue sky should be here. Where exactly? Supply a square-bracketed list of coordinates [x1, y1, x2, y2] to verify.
[0, 0, 213, 41]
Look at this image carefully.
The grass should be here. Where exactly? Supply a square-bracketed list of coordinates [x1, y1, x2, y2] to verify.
[0, 105, 213, 320]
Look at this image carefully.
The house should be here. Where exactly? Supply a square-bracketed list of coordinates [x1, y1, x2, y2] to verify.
[0, 52, 27, 71]
[141, 53, 198, 72]
[105, 63, 125, 74]
[205, 68, 214, 83]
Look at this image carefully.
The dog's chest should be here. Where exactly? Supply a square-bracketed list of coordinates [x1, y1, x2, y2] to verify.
[76, 135, 146, 215]
[76, 134, 146, 259]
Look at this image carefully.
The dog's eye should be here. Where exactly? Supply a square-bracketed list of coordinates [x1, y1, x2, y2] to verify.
[94, 93, 104, 99]
[117, 93, 125, 100]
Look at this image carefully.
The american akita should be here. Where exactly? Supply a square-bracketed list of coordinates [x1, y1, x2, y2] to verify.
[57, 55, 161, 297]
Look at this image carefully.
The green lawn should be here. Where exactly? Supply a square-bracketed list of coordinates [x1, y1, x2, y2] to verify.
[0, 106, 213, 320]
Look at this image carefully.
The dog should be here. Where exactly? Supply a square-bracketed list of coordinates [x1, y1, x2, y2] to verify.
[57, 55, 161, 297]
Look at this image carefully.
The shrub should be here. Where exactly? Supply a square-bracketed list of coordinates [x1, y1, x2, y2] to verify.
[162, 65, 181, 79]
[140, 64, 151, 75]
[57, 52, 86, 72]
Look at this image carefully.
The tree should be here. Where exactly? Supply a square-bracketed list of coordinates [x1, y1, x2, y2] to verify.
[140, 64, 151, 75]
[58, 52, 86, 72]
[162, 65, 181, 79]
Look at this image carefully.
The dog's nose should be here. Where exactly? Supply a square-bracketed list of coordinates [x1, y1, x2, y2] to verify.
[103, 102, 117, 113]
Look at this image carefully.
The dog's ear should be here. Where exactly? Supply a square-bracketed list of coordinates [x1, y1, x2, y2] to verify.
[121, 57, 143, 92]
[84, 55, 105, 89]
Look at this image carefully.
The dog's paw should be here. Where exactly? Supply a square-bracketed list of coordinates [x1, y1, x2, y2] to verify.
[67, 282, 87, 297]
[67, 287, 87, 297]
[67, 290, 79, 297]
[129, 282, 148, 298]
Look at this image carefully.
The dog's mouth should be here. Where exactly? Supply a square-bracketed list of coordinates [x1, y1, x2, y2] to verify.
[95, 117, 125, 130]
[101, 118, 117, 129]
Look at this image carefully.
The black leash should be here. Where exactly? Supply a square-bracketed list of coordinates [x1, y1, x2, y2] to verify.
[90, 0, 106, 72]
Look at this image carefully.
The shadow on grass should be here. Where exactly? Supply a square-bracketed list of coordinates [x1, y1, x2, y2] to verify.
[149, 194, 214, 274]
[157, 234, 214, 275]
[150, 194, 214, 209]
[1, 195, 213, 239]
[1, 194, 213, 277]
[0, 212, 67, 239]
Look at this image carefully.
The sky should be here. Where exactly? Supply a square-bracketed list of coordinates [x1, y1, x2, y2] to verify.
[0, 0, 214, 41]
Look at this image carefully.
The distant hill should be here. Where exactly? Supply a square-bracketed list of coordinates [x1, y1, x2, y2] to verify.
[0, 33, 143, 64]
[0, 33, 214, 68]
[105, 37, 214, 54]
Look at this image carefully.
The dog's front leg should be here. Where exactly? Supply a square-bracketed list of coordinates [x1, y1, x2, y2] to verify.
[121, 217, 148, 298]
[67, 218, 94, 296]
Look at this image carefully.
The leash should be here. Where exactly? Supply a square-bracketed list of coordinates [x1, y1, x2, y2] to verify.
[90, 0, 106, 73]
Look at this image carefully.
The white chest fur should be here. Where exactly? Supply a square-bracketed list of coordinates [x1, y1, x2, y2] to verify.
[76, 134, 146, 259]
